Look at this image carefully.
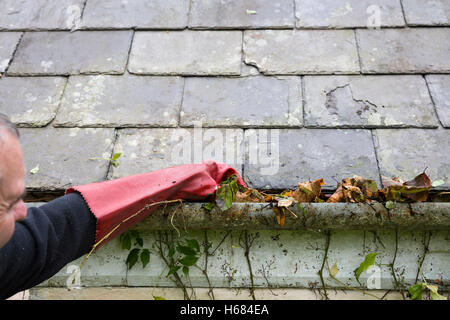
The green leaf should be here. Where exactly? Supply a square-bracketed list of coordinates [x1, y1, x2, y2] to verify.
[202, 202, 216, 211]
[167, 265, 181, 277]
[120, 232, 132, 250]
[126, 248, 140, 270]
[424, 284, 447, 300]
[179, 255, 198, 267]
[135, 237, 144, 247]
[408, 284, 424, 300]
[354, 252, 378, 282]
[216, 175, 239, 211]
[153, 296, 165, 300]
[176, 245, 197, 256]
[186, 239, 201, 253]
[432, 180, 445, 188]
[140, 249, 150, 268]
[385, 201, 396, 210]
[111, 153, 121, 161]
[182, 266, 189, 278]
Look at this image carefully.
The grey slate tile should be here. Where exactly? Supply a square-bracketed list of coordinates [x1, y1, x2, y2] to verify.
[0, 32, 22, 73]
[0, 0, 85, 30]
[189, 0, 294, 29]
[304, 75, 438, 128]
[426, 75, 450, 128]
[0, 76, 66, 127]
[295, 0, 405, 28]
[402, 0, 449, 26]
[20, 127, 115, 190]
[374, 129, 450, 189]
[180, 76, 302, 128]
[357, 28, 450, 73]
[244, 129, 380, 189]
[109, 128, 244, 179]
[128, 31, 242, 75]
[8, 31, 133, 75]
[54, 75, 183, 127]
[80, 0, 189, 29]
[243, 30, 360, 74]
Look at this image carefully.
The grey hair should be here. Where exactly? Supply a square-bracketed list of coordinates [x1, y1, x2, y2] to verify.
[0, 113, 19, 138]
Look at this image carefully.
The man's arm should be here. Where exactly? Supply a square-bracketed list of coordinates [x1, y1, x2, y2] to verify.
[0, 192, 96, 299]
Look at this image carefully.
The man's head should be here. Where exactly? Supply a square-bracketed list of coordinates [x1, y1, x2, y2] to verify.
[0, 113, 26, 248]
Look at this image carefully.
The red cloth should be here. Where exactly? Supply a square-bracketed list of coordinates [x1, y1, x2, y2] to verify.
[66, 161, 245, 248]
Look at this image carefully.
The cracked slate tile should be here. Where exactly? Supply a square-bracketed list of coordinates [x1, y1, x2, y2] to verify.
[7, 31, 133, 75]
[189, 0, 294, 29]
[20, 127, 115, 190]
[374, 129, 450, 189]
[357, 28, 450, 73]
[80, 0, 189, 29]
[0, 0, 85, 30]
[304, 75, 438, 128]
[0, 32, 22, 73]
[402, 0, 449, 26]
[109, 128, 244, 179]
[0, 76, 66, 127]
[244, 129, 380, 190]
[243, 30, 359, 74]
[54, 75, 183, 127]
[295, 0, 405, 28]
[426, 75, 450, 128]
[180, 76, 302, 128]
[128, 31, 242, 75]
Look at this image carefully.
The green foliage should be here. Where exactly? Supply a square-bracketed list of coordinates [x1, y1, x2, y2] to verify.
[110, 153, 121, 167]
[165, 238, 201, 278]
[140, 249, 150, 268]
[202, 202, 216, 211]
[354, 252, 378, 283]
[409, 282, 447, 300]
[119, 230, 150, 270]
[215, 174, 239, 211]
[89, 152, 121, 167]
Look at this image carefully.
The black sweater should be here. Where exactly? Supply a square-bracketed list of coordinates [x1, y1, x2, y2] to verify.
[0, 192, 96, 299]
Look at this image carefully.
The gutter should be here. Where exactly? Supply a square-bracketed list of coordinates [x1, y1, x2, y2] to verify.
[132, 202, 450, 231]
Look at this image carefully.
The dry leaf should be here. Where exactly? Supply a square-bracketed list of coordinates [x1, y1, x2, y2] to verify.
[277, 197, 294, 208]
[327, 185, 344, 203]
[292, 178, 325, 203]
[273, 207, 286, 226]
[330, 262, 339, 277]
[234, 187, 265, 203]
[383, 172, 432, 202]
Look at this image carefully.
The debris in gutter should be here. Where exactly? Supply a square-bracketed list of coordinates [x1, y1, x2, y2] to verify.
[203, 170, 445, 226]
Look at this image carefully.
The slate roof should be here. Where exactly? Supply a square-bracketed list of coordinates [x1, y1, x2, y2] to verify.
[0, 0, 449, 192]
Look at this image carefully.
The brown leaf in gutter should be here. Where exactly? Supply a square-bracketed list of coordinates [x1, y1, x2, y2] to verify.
[234, 187, 266, 203]
[383, 172, 432, 202]
[327, 176, 379, 203]
[292, 178, 325, 203]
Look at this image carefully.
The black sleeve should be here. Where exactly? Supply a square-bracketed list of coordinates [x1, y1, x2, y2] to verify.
[0, 192, 96, 299]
